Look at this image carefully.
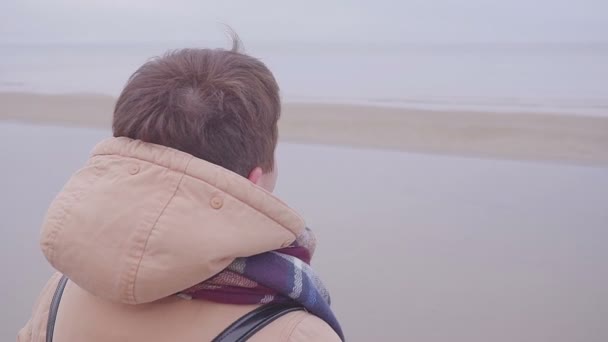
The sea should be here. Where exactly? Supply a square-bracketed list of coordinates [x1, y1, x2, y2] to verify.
[1, 42, 608, 116]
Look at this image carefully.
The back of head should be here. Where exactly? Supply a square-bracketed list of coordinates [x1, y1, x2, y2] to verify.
[113, 39, 280, 177]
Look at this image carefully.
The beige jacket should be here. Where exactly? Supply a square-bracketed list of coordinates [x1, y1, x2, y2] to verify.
[19, 138, 341, 342]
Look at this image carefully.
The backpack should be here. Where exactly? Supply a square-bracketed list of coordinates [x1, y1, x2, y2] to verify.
[46, 275, 303, 342]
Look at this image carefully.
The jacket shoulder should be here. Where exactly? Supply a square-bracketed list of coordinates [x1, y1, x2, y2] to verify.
[18, 273, 63, 342]
[286, 312, 342, 342]
[249, 310, 341, 342]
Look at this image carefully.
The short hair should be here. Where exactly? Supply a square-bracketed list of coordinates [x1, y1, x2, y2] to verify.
[112, 39, 280, 177]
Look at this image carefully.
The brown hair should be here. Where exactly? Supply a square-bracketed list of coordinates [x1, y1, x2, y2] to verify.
[112, 39, 280, 177]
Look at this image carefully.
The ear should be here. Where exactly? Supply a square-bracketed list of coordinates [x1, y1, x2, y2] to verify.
[247, 167, 264, 185]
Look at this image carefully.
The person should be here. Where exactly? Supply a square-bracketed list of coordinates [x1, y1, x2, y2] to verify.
[18, 37, 344, 342]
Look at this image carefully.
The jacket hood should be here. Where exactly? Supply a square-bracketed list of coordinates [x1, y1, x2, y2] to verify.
[40, 137, 305, 305]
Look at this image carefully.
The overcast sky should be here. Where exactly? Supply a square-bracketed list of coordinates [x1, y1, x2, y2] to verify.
[1, 0, 607, 44]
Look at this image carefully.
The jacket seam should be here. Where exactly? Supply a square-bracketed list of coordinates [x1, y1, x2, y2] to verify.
[92, 154, 300, 238]
[45, 163, 102, 264]
[91, 151, 304, 232]
[283, 312, 309, 341]
[128, 157, 190, 303]
[181, 173, 298, 239]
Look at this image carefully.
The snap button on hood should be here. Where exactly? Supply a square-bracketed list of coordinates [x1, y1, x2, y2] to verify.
[210, 196, 223, 209]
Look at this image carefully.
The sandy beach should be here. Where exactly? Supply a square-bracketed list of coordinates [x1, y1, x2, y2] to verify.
[2, 92, 608, 341]
[2, 88, 608, 342]
[2, 92, 608, 166]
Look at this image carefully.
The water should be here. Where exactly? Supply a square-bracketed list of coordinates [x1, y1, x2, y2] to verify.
[2, 122, 607, 341]
[1, 43, 608, 116]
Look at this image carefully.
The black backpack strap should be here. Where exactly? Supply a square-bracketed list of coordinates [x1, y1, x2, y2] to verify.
[212, 302, 304, 342]
[44, 276, 301, 342]
[46, 275, 69, 342]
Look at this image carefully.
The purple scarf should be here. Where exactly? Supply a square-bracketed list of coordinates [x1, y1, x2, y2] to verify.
[180, 228, 344, 340]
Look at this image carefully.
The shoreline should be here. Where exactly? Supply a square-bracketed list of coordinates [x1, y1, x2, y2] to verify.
[1, 92, 608, 166]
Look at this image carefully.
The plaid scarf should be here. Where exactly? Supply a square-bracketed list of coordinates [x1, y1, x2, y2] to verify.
[180, 228, 344, 340]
